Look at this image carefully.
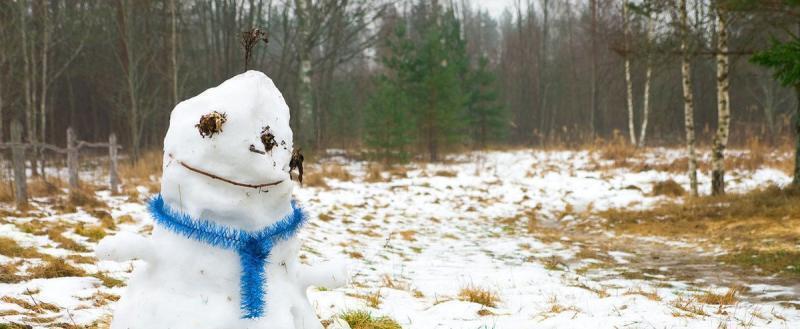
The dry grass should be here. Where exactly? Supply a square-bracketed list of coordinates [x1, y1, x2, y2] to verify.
[434, 170, 457, 177]
[0, 237, 43, 258]
[340, 310, 401, 329]
[352, 290, 382, 308]
[696, 287, 739, 306]
[364, 163, 385, 183]
[302, 169, 329, 188]
[27, 257, 87, 279]
[397, 230, 416, 241]
[670, 295, 708, 317]
[0, 177, 13, 202]
[303, 163, 352, 188]
[48, 228, 88, 252]
[119, 150, 162, 182]
[91, 272, 125, 288]
[596, 131, 638, 164]
[0, 262, 22, 283]
[651, 179, 685, 197]
[543, 295, 581, 316]
[1, 296, 60, 313]
[74, 223, 108, 242]
[380, 274, 409, 291]
[596, 185, 800, 277]
[28, 176, 66, 197]
[66, 186, 105, 209]
[570, 281, 610, 298]
[624, 287, 662, 301]
[458, 285, 500, 308]
[322, 163, 352, 181]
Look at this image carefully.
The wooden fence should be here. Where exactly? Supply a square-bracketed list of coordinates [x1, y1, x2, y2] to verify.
[0, 121, 121, 209]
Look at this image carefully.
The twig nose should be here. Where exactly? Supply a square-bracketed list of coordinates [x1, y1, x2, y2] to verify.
[249, 144, 265, 155]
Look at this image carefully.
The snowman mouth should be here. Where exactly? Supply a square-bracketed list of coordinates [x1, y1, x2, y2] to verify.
[169, 154, 283, 189]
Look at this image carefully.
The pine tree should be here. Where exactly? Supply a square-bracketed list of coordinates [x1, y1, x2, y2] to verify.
[752, 37, 800, 185]
[409, 2, 468, 161]
[365, 25, 416, 162]
[466, 57, 505, 149]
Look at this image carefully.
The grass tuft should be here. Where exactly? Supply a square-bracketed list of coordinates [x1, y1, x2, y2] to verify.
[651, 179, 685, 197]
[364, 164, 385, 183]
[27, 258, 87, 279]
[458, 285, 499, 308]
[340, 310, 401, 329]
[696, 287, 739, 306]
[74, 223, 107, 242]
[0, 237, 43, 258]
[0, 262, 22, 283]
[48, 228, 88, 252]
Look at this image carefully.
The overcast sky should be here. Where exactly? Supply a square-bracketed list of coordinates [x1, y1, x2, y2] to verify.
[473, 0, 514, 17]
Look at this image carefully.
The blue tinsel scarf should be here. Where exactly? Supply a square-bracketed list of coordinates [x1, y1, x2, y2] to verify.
[148, 194, 307, 319]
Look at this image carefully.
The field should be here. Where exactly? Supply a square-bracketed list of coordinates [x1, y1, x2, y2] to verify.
[0, 148, 798, 328]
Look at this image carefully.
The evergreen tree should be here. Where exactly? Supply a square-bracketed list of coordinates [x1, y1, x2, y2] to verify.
[407, 1, 469, 161]
[365, 1, 470, 162]
[365, 25, 416, 162]
[466, 57, 506, 149]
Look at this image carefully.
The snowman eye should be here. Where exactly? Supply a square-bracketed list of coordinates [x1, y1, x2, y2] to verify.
[260, 126, 278, 152]
[196, 111, 227, 138]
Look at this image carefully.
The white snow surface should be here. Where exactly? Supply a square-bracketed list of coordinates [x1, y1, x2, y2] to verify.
[1, 147, 798, 328]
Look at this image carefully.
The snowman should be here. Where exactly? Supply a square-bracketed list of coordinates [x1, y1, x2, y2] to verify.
[97, 71, 347, 329]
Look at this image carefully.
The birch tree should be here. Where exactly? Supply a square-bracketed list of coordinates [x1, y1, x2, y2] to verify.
[294, 0, 313, 148]
[711, 6, 731, 195]
[679, 0, 699, 196]
[623, 0, 635, 145]
[638, 15, 653, 147]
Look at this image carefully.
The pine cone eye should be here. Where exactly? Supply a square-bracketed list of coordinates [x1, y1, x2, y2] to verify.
[261, 126, 278, 152]
[196, 111, 227, 138]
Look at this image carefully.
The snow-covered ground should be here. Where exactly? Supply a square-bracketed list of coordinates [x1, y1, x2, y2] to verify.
[1, 149, 798, 328]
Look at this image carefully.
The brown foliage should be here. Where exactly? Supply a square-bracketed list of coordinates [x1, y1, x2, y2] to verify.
[651, 179, 685, 197]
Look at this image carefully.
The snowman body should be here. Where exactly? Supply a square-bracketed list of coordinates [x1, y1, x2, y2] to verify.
[98, 71, 344, 329]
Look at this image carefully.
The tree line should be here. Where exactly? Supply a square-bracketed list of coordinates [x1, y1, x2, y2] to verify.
[0, 0, 798, 188]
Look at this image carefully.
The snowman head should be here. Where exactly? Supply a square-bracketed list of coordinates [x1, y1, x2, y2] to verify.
[160, 71, 295, 231]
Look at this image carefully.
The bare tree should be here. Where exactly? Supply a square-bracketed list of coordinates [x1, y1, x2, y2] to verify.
[679, 0, 699, 196]
[624, 0, 635, 145]
[711, 5, 731, 195]
[638, 15, 654, 147]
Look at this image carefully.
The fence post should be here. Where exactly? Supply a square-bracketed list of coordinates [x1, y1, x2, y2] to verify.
[11, 121, 28, 209]
[67, 127, 80, 193]
[109, 133, 120, 194]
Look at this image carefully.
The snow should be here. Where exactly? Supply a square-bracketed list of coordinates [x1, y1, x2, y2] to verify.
[1, 140, 799, 326]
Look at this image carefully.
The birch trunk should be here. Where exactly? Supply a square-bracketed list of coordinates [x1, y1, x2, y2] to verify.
[624, 1, 635, 145]
[711, 9, 731, 195]
[639, 16, 654, 147]
[295, 0, 313, 148]
[679, 0, 699, 196]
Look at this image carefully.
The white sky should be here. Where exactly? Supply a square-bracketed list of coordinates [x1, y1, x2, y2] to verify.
[473, 0, 515, 18]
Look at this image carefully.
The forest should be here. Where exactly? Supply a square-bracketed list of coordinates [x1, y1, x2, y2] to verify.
[0, 0, 797, 163]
